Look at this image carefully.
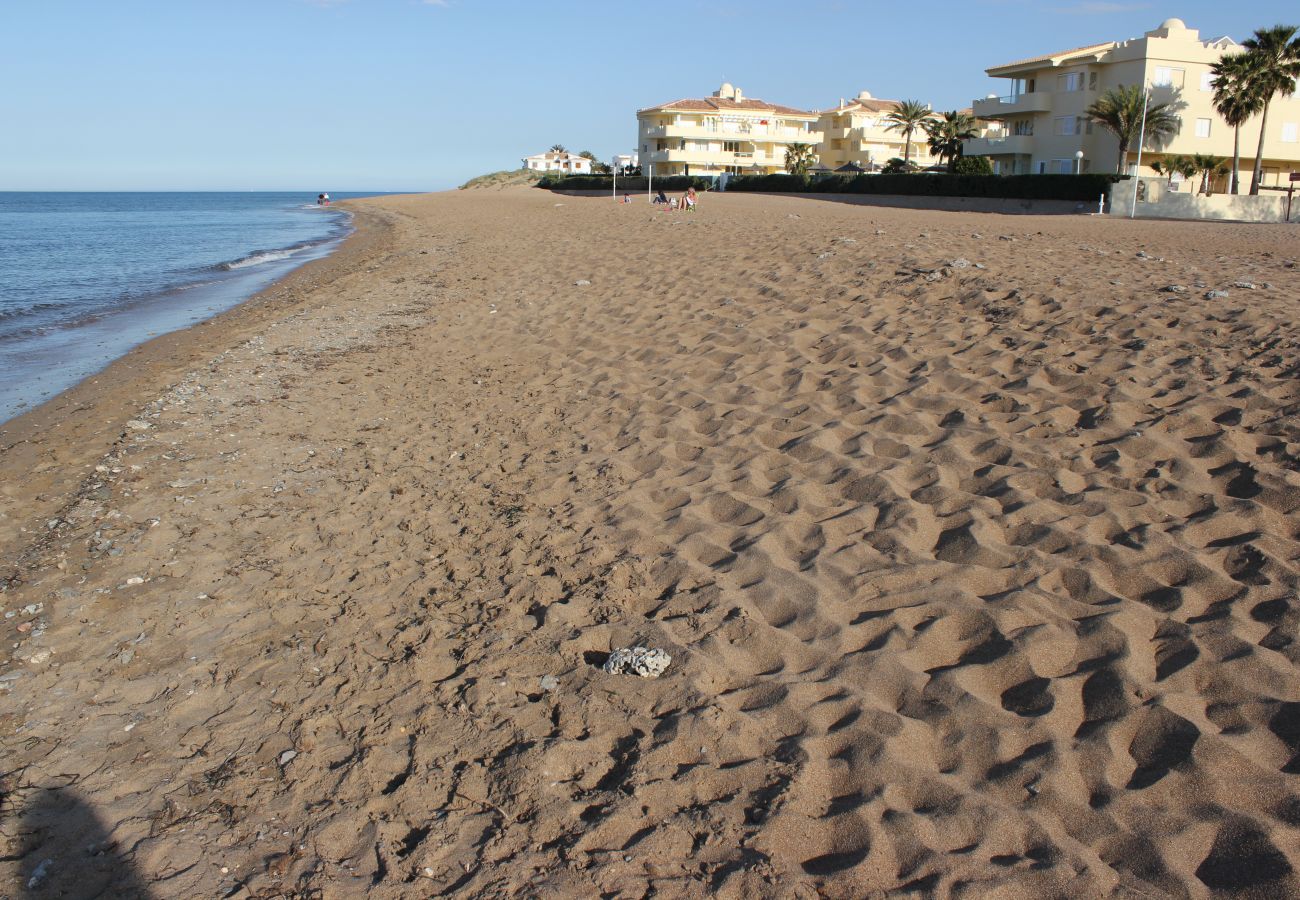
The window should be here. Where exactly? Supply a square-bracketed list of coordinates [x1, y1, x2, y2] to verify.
[1037, 161, 1047, 174]
[1200, 71, 1215, 92]
[1153, 66, 1185, 87]
[1053, 116, 1079, 136]
[1052, 159, 1074, 174]
[1085, 119, 1093, 135]
[1195, 118, 1212, 138]
[1282, 122, 1298, 143]
[1089, 72, 1098, 90]
[723, 141, 742, 152]
[1013, 119, 1034, 136]
[1057, 72, 1083, 92]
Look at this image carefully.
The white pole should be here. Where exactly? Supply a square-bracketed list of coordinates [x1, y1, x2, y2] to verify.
[613, 161, 617, 201]
[648, 164, 653, 203]
[1130, 84, 1150, 219]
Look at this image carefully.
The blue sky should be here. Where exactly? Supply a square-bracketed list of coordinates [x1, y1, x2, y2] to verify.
[0, 0, 1291, 190]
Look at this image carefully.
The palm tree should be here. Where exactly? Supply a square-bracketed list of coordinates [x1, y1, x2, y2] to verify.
[924, 110, 979, 172]
[1085, 84, 1181, 174]
[1191, 154, 1229, 195]
[784, 142, 816, 177]
[549, 143, 567, 154]
[1240, 25, 1300, 195]
[1210, 52, 1263, 194]
[883, 100, 935, 167]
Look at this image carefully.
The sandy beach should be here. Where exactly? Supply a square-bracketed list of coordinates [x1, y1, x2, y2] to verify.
[3, 188, 1299, 897]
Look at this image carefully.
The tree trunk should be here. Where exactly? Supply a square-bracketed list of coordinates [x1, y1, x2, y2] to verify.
[1250, 99, 1271, 195]
[1231, 123, 1241, 195]
[1115, 138, 1129, 174]
[903, 129, 912, 166]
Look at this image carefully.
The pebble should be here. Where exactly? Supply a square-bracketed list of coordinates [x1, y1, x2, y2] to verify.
[279, 750, 298, 765]
[539, 674, 560, 692]
[125, 420, 152, 431]
[1205, 289, 1230, 300]
[950, 258, 971, 269]
[27, 859, 53, 890]
[125, 577, 144, 586]
[1231, 281, 1257, 290]
[1159, 285, 1187, 294]
[574, 279, 592, 287]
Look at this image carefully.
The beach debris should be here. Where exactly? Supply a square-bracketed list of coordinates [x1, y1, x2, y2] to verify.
[971, 233, 983, 239]
[949, 258, 971, 269]
[125, 419, 152, 431]
[1136, 250, 1152, 258]
[574, 279, 591, 287]
[539, 674, 560, 692]
[1205, 289, 1230, 300]
[27, 859, 54, 890]
[279, 750, 298, 766]
[832, 237, 857, 244]
[999, 235, 1015, 241]
[603, 647, 671, 678]
[1231, 281, 1257, 290]
[817, 252, 835, 259]
[1159, 285, 1188, 294]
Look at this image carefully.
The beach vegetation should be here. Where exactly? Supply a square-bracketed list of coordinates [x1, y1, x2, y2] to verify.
[725, 171, 1121, 201]
[952, 155, 994, 175]
[1209, 52, 1263, 194]
[1150, 154, 1197, 185]
[1085, 85, 1180, 174]
[881, 157, 917, 175]
[1191, 154, 1229, 195]
[459, 168, 547, 190]
[882, 100, 935, 167]
[784, 143, 817, 177]
[924, 110, 979, 173]
[1239, 24, 1300, 195]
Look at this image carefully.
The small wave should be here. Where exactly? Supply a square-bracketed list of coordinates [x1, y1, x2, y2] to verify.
[219, 246, 306, 270]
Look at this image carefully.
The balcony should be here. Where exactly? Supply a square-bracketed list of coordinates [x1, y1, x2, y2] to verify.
[972, 92, 1052, 118]
[963, 135, 1034, 156]
[644, 149, 763, 165]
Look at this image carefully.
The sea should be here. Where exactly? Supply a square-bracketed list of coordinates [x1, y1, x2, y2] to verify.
[0, 192, 389, 424]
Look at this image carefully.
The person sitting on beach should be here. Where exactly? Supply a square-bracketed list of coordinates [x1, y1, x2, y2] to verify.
[653, 189, 669, 205]
[683, 187, 697, 212]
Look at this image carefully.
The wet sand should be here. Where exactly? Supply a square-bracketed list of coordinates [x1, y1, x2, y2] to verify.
[2, 189, 1299, 897]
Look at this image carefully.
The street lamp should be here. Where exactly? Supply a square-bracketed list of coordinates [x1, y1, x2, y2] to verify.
[1074, 150, 1084, 174]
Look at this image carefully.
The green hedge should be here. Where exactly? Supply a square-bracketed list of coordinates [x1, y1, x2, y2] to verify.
[537, 174, 712, 192]
[726, 172, 1123, 201]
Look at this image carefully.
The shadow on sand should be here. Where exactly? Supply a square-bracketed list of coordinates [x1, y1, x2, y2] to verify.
[3, 786, 155, 899]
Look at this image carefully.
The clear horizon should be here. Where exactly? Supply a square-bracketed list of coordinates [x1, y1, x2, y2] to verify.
[3, 0, 1293, 191]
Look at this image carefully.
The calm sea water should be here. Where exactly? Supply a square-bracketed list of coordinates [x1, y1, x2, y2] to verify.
[0, 192, 386, 423]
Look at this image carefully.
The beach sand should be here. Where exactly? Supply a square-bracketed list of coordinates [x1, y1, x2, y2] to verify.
[2, 188, 1299, 897]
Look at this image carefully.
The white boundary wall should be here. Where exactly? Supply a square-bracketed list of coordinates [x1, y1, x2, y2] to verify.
[1109, 178, 1294, 223]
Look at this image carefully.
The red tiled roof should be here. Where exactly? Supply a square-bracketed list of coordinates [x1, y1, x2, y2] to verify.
[988, 41, 1116, 72]
[639, 96, 816, 117]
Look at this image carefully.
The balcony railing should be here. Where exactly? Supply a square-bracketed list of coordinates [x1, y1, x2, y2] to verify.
[963, 135, 1035, 156]
[972, 92, 1052, 118]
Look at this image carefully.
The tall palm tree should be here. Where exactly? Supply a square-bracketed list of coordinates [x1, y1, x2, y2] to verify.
[1210, 52, 1263, 194]
[924, 110, 979, 172]
[1240, 24, 1300, 195]
[883, 100, 934, 167]
[784, 142, 816, 177]
[1085, 84, 1180, 174]
[549, 143, 567, 154]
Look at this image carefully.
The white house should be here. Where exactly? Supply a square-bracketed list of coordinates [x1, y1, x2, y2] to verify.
[522, 151, 593, 174]
[614, 152, 639, 172]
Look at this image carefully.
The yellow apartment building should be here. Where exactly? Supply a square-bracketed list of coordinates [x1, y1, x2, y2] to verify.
[965, 18, 1300, 187]
[817, 91, 942, 171]
[637, 83, 822, 177]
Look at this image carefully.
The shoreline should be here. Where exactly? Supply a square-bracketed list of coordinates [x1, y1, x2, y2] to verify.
[2, 189, 1299, 896]
[0, 198, 398, 570]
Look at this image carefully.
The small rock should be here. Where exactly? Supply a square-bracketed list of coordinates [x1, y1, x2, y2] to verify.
[817, 252, 834, 259]
[125, 576, 144, 586]
[125, 420, 151, 431]
[604, 647, 672, 678]
[539, 674, 560, 692]
[1136, 250, 1151, 258]
[1231, 281, 1257, 290]
[574, 279, 591, 287]
[1159, 285, 1187, 294]
[279, 750, 298, 765]
[27, 649, 51, 665]
[1205, 289, 1230, 300]
[950, 258, 971, 269]
[27, 859, 53, 890]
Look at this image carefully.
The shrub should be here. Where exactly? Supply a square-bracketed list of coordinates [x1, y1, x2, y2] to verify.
[537, 174, 712, 192]
[725, 172, 1123, 202]
[880, 157, 916, 175]
[953, 155, 994, 176]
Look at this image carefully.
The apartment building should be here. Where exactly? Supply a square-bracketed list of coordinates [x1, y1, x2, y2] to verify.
[637, 83, 822, 177]
[965, 18, 1300, 186]
[817, 91, 942, 171]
